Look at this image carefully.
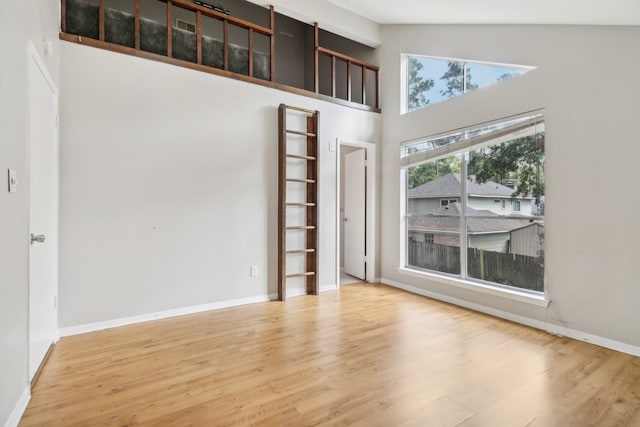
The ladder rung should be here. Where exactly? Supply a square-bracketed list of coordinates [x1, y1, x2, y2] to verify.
[286, 226, 316, 230]
[286, 272, 316, 278]
[283, 105, 316, 115]
[286, 203, 316, 207]
[286, 129, 317, 138]
[286, 178, 316, 184]
[286, 154, 316, 161]
[286, 249, 316, 254]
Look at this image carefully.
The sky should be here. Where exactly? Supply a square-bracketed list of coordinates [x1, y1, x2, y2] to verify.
[410, 56, 531, 107]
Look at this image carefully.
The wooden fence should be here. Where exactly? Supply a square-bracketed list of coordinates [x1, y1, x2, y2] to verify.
[407, 240, 544, 292]
[407, 240, 460, 275]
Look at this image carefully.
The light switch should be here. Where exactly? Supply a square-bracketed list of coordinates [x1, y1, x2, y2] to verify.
[8, 169, 17, 193]
[329, 140, 336, 152]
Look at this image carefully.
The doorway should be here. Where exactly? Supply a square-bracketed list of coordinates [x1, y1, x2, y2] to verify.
[28, 43, 59, 381]
[336, 139, 376, 286]
[341, 146, 365, 283]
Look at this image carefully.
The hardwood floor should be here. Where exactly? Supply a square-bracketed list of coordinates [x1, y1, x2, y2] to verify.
[21, 284, 640, 426]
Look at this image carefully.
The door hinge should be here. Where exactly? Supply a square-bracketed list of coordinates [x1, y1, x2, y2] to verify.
[55, 115, 59, 128]
[53, 295, 58, 309]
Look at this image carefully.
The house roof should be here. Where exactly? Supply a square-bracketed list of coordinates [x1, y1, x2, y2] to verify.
[509, 222, 545, 234]
[408, 203, 534, 234]
[408, 173, 520, 199]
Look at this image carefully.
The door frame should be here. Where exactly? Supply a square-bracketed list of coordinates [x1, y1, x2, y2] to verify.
[27, 40, 60, 379]
[335, 138, 377, 286]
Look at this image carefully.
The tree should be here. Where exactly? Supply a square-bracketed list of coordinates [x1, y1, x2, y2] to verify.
[408, 157, 461, 189]
[407, 57, 434, 110]
[467, 134, 545, 206]
[497, 72, 515, 82]
[440, 62, 478, 98]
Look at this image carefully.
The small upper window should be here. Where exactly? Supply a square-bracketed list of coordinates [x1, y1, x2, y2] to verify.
[176, 18, 196, 33]
[405, 55, 534, 113]
[512, 200, 521, 212]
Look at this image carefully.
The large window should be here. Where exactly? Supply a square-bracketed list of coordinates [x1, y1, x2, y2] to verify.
[402, 114, 545, 293]
[405, 55, 534, 112]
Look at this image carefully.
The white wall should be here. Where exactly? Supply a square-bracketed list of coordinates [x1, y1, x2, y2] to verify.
[379, 24, 640, 348]
[0, 2, 60, 425]
[58, 41, 380, 328]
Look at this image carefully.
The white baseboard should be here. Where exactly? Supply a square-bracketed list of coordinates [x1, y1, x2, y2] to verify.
[381, 277, 640, 358]
[59, 293, 277, 337]
[320, 284, 338, 292]
[4, 386, 30, 427]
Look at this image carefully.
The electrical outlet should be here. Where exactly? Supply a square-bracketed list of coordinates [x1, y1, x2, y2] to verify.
[250, 265, 258, 277]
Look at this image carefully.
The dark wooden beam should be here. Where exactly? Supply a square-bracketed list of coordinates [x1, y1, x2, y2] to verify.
[314, 23, 319, 94]
[375, 68, 380, 109]
[134, 0, 140, 50]
[269, 5, 275, 81]
[196, 10, 202, 64]
[362, 65, 367, 106]
[306, 112, 319, 295]
[98, 0, 105, 41]
[316, 46, 379, 71]
[61, 0, 66, 33]
[347, 61, 352, 102]
[331, 56, 336, 98]
[167, 1, 173, 57]
[278, 104, 287, 301]
[248, 28, 254, 77]
[223, 20, 229, 71]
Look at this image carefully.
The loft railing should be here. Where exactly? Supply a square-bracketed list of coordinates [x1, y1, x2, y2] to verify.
[62, 0, 274, 80]
[60, 0, 380, 112]
[313, 23, 380, 108]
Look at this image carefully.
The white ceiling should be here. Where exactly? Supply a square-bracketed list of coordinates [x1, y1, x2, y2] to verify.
[324, 0, 640, 26]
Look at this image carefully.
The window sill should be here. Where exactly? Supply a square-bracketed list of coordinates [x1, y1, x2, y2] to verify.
[397, 267, 550, 308]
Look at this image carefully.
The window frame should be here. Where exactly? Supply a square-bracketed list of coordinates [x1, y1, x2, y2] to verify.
[400, 112, 546, 302]
[401, 54, 536, 114]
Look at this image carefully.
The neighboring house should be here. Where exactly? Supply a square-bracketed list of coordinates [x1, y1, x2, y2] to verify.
[408, 203, 540, 253]
[408, 173, 534, 216]
[509, 223, 545, 257]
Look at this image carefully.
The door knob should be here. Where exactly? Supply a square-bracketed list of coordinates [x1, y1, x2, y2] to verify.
[30, 234, 46, 244]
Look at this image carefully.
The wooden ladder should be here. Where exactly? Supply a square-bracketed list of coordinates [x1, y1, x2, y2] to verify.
[278, 104, 319, 301]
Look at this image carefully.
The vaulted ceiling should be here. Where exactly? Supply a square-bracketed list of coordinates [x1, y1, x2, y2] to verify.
[325, 0, 640, 26]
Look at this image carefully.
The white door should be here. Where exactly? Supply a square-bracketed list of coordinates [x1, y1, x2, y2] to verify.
[28, 50, 58, 381]
[343, 149, 366, 280]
